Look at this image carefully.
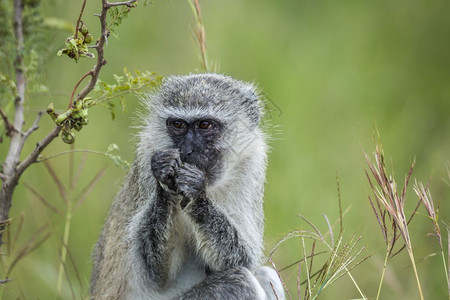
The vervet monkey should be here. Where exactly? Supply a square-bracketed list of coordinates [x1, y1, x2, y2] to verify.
[90, 74, 284, 300]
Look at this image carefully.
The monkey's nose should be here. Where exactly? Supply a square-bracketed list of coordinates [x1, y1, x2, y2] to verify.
[180, 143, 194, 159]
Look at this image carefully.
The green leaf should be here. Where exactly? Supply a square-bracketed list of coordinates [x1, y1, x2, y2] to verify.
[108, 101, 116, 120]
[106, 144, 130, 170]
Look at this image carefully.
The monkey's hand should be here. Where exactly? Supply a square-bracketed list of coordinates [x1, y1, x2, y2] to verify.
[151, 149, 181, 192]
[176, 163, 206, 207]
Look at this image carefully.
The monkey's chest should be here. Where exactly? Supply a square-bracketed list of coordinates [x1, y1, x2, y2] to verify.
[173, 255, 206, 288]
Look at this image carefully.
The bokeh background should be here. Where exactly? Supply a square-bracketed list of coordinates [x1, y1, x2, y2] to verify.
[1, 0, 450, 299]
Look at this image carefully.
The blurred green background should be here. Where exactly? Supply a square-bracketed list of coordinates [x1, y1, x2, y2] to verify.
[1, 0, 450, 299]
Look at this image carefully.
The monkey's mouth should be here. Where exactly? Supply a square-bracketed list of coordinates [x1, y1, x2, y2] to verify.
[180, 156, 210, 172]
[180, 153, 222, 184]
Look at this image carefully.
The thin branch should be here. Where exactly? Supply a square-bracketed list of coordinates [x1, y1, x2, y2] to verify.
[0, 279, 12, 285]
[9, 112, 45, 179]
[74, 0, 88, 40]
[15, 126, 62, 178]
[106, 0, 138, 8]
[0, 108, 15, 136]
[22, 111, 43, 139]
[68, 71, 93, 108]
[74, 0, 112, 104]
[73, 0, 139, 105]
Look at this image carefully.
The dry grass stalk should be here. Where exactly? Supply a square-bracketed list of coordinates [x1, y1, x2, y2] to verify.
[278, 251, 327, 273]
[188, 0, 210, 72]
[414, 179, 450, 299]
[297, 261, 302, 300]
[23, 182, 64, 216]
[5, 223, 51, 277]
[268, 256, 292, 300]
[270, 206, 367, 300]
[364, 142, 423, 300]
[0, 215, 50, 293]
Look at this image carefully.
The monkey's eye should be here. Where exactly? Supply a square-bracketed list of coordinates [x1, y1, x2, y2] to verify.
[167, 119, 187, 133]
[172, 120, 184, 129]
[198, 120, 212, 130]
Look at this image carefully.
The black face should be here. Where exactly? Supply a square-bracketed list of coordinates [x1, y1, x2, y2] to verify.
[166, 117, 223, 182]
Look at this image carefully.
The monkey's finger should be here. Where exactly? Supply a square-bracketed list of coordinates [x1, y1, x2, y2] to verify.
[164, 148, 181, 158]
[176, 167, 199, 181]
[174, 155, 182, 169]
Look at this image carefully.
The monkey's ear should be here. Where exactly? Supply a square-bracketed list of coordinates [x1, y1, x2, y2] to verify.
[242, 84, 262, 128]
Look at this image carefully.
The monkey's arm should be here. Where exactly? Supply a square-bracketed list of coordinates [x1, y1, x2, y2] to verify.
[136, 185, 181, 288]
[175, 163, 258, 271]
[135, 149, 185, 288]
[184, 195, 255, 271]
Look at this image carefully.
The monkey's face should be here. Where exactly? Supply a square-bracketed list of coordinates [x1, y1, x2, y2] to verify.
[166, 117, 223, 182]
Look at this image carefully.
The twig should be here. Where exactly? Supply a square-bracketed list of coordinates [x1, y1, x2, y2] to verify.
[74, 0, 112, 104]
[106, 0, 138, 8]
[22, 112, 43, 139]
[15, 126, 62, 177]
[0, 279, 12, 285]
[0, 108, 15, 136]
[17, 112, 44, 156]
[68, 71, 93, 108]
[74, 0, 88, 39]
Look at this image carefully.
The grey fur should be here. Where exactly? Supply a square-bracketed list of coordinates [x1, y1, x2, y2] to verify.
[90, 74, 284, 300]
